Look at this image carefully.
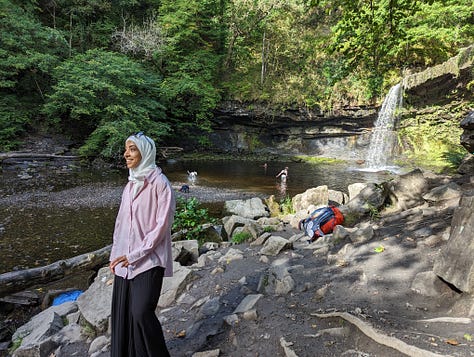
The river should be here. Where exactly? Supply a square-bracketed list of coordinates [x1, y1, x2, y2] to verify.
[0, 158, 390, 274]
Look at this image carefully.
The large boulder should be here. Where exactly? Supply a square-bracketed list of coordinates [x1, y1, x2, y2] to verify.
[433, 192, 474, 292]
[339, 183, 389, 225]
[292, 186, 329, 212]
[77, 267, 114, 332]
[224, 197, 269, 219]
[386, 169, 429, 210]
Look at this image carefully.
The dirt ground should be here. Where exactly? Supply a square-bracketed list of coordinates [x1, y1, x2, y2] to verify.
[159, 187, 474, 357]
[1, 134, 474, 357]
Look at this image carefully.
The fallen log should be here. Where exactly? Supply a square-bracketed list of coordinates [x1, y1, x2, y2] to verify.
[0, 152, 78, 161]
[0, 245, 111, 297]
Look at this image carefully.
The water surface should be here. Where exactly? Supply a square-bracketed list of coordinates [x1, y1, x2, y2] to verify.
[0, 159, 389, 273]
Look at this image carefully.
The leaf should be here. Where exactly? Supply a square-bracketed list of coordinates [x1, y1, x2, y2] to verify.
[374, 245, 385, 253]
[464, 333, 472, 341]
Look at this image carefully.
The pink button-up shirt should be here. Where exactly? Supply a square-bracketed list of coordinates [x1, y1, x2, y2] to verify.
[110, 168, 175, 279]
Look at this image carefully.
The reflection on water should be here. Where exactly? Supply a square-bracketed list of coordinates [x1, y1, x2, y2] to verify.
[0, 159, 390, 273]
[161, 159, 389, 200]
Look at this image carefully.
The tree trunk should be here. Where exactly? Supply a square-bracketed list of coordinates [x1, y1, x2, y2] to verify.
[0, 245, 111, 297]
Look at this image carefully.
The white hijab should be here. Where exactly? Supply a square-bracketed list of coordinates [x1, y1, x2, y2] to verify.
[127, 133, 157, 198]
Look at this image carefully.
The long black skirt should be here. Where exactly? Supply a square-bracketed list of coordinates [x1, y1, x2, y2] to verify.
[111, 266, 170, 357]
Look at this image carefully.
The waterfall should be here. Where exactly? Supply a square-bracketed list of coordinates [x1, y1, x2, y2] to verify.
[365, 83, 403, 170]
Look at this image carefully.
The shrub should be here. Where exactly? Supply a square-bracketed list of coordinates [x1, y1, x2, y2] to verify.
[172, 197, 215, 243]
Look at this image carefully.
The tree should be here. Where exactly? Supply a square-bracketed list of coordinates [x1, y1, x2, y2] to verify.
[157, 0, 225, 134]
[0, 0, 68, 150]
[42, 49, 170, 160]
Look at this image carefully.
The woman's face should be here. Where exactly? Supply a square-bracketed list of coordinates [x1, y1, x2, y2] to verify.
[124, 140, 142, 169]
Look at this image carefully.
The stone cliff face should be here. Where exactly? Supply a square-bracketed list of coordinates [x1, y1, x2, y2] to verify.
[403, 45, 474, 107]
[209, 102, 378, 160]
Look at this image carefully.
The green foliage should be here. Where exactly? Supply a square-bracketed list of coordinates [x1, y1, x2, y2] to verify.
[366, 202, 381, 220]
[9, 338, 22, 354]
[231, 231, 252, 244]
[0, 95, 30, 150]
[172, 197, 216, 243]
[42, 49, 170, 160]
[158, 0, 224, 133]
[0, 0, 68, 148]
[279, 195, 294, 215]
[1, 0, 474, 158]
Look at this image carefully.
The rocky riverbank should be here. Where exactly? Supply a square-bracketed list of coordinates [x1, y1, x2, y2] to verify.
[1, 162, 473, 357]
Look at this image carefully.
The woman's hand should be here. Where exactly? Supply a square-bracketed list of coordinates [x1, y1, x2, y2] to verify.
[109, 255, 129, 274]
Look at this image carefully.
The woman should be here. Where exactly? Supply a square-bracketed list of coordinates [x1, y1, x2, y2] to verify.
[109, 132, 175, 357]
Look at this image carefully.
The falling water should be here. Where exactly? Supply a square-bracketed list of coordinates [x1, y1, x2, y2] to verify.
[365, 83, 403, 171]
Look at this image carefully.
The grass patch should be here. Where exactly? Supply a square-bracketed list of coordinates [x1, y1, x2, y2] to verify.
[231, 231, 252, 244]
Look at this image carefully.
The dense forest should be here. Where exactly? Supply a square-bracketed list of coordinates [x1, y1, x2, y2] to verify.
[0, 0, 473, 162]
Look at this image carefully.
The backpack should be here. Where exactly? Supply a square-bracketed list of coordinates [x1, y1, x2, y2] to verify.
[299, 205, 344, 242]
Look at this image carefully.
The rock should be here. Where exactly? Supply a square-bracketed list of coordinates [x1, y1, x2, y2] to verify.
[13, 302, 77, 342]
[222, 215, 255, 239]
[88, 335, 110, 356]
[411, 271, 450, 297]
[259, 236, 293, 256]
[423, 182, 462, 204]
[173, 239, 200, 264]
[217, 248, 244, 264]
[458, 154, 474, 175]
[264, 195, 281, 217]
[233, 294, 263, 314]
[250, 232, 272, 246]
[433, 192, 474, 292]
[77, 267, 113, 332]
[192, 349, 220, 357]
[460, 111, 474, 152]
[200, 224, 224, 243]
[159, 262, 194, 307]
[347, 183, 367, 201]
[224, 197, 269, 219]
[339, 183, 389, 224]
[258, 258, 295, 295]
[292, 186, 329, 212]
[328, 189, 348, 205]
[386, 169, 429, 210]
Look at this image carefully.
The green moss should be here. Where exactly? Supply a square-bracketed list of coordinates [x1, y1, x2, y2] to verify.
[294, 155, 346, 164]
[397, 105, 469, 173]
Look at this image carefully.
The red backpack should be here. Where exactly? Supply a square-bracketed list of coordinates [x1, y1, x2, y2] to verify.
[299, 205, 344, 242]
